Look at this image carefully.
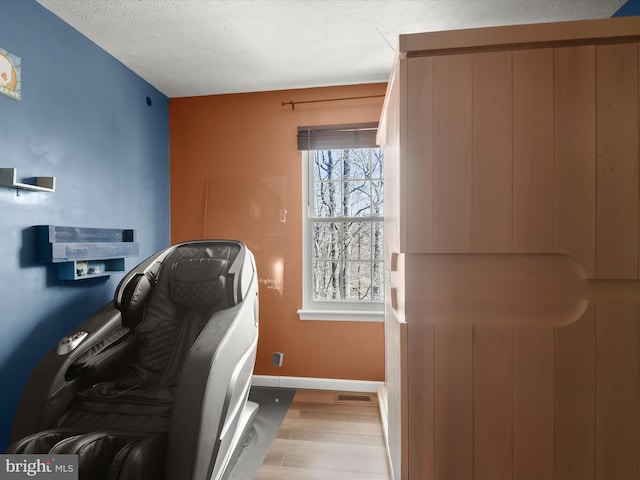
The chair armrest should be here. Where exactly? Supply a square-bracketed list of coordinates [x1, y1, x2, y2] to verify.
[67, 326, 139, 388]
[10, 302, 124, 442]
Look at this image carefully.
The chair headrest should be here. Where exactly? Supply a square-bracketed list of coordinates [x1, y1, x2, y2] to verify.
[170, 258, 228, 308]
[119, 273, 154, 327]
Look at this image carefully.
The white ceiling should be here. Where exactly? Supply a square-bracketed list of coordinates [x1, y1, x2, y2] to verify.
[37, 0, 626, 98]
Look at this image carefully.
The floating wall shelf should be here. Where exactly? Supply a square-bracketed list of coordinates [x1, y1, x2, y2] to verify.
[35, 225, 139, 280]
[0, 168, 55, 192]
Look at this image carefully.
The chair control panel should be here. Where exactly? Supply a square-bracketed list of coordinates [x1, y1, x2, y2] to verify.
[57, 330, 88, 355]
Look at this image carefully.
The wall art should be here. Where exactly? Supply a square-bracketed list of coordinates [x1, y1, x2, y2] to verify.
[0, 47, 21, 100]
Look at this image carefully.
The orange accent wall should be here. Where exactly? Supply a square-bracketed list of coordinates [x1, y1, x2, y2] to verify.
[169, 83, 386, 380]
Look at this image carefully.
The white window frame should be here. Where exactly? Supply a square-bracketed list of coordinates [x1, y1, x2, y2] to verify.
[297, 150, 384, 322]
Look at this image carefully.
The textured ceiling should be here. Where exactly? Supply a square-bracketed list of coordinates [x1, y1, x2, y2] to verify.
[37, 0, 626, 98]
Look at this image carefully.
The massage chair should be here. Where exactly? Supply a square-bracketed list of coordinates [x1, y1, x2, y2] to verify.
[8, 240, 259, 480]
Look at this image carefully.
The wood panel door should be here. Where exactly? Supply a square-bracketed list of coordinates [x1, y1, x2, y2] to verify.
[392, 40, 640, 480]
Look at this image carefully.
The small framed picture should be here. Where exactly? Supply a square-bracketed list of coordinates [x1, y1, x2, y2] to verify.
[0, 47, 21, 100]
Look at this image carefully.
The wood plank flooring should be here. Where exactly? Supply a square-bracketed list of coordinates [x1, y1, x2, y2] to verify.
[254, 389, 391, 480]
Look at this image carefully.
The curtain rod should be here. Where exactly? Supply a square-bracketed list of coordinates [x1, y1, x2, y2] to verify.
[281, 94, 385, 110]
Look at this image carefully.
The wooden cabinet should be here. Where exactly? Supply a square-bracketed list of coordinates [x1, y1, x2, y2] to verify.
[378, 17, 640, 480]
[35, 225, 139, 280]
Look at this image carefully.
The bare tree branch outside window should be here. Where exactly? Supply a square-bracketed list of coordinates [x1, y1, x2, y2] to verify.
[311, 148, 384, 302]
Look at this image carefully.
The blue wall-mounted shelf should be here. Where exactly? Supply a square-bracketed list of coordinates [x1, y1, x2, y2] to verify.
[35, 225, 139, 280]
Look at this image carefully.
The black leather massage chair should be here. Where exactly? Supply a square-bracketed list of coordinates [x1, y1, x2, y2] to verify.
[8, 240, 259, 480]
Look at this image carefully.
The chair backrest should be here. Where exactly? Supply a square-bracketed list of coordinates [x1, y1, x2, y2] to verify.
[116, 244, 238, 389]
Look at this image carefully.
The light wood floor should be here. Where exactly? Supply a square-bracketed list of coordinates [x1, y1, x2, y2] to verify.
[254, 389, 391, 480]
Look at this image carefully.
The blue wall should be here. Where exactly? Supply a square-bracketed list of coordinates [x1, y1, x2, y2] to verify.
[0, 1, 170, 449]
[615, 0, 640, 16]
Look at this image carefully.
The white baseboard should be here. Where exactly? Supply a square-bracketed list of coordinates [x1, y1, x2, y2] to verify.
[377, 385, 396, 480]
[252, 374, 384, 393]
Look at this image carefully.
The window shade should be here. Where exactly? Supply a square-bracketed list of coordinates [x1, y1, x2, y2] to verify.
[297, 122, 379, 151]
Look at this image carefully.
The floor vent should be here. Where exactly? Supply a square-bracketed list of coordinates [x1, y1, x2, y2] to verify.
[336, 393, 375, 405]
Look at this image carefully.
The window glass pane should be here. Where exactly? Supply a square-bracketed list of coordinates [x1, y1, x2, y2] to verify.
[343, 180, 371, 217]
[345, 222, 371, 260]
[345, 261, 372, 301]
[313, 150, 342, 181]
[373, 221, 384, 260]
[313, 260, 340, 300]
[312, 222, 341, 260]
[372, 261, 384, 301]
[343, 149, 370, 180]
[372, 177, 384, 216]
[372, 149, 384, 179]
[313, 181, 340, 217]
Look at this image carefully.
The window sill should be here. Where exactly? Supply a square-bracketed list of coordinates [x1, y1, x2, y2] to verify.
[297, 309, 384, 322]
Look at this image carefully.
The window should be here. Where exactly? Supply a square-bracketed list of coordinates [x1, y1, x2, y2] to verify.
[297, 124, 384, 322]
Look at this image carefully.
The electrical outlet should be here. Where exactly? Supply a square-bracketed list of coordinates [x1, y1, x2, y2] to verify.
[272, 352, 284, 367]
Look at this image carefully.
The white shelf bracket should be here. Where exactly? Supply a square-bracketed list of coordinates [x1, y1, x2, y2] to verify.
[0, 168, 55, 192]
